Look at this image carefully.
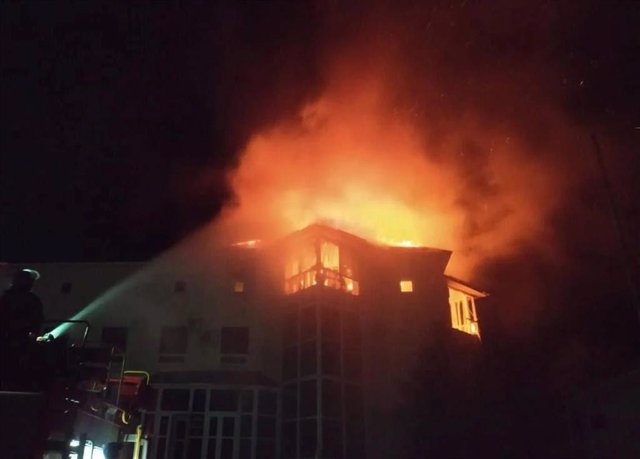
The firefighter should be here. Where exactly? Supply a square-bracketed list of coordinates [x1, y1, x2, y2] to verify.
[0, 268, 44, 389]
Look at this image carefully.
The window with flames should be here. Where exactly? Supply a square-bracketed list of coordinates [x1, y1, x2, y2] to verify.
[448, 288, 480, 337]
[284, 239, 359, 296]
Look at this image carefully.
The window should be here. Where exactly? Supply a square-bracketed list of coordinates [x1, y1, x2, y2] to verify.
[101, 326, 128, 352]
[448, 288, 480, 337]
[299, 419, 317, 457]
[322, 379, 342, 417]
[160, 389, 190, 410]
[159, 326, 188, 362]
[258, 391, 277, 416]
[175, 281, 186, 293]
[193, 389, 206, 412]
[210, 390, 238, 412]
[284, 237, 359, 296]
[299, 380, 316, 417]
[240, 390, 254, 413]
[61, 282, 72, 294]
[233, 281, 244, 293]
[300, 342, 317, 377]
[220, 327, 249, 354]
[399, 280, 413, 292]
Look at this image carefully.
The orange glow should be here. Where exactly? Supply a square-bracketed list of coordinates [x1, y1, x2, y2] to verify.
[283, 237, 359, 296]
[219, 56, 578, 278]
[232, 239, 260, 248]
[234, 281, 245, 293]
[448, 287, 480, 337]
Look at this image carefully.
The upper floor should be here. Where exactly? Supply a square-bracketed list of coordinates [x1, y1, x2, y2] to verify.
[1, 224, 487, 378]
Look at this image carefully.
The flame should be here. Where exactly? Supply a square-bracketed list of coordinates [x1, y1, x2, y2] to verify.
[232, 239, 261, 248]
[219, 53, 579, 278]
[224, 80, 462, 253]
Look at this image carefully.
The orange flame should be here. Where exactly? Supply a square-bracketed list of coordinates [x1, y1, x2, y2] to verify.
[219, 64, 579, 278]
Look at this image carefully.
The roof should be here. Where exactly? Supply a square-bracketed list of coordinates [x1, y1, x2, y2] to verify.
[277, 223, 450, 254]
[151, 371, 277, 387]
[445, 275, 489, 298]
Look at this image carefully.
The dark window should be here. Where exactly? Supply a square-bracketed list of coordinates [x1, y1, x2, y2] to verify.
[101, 326, 128, 352]
[239, 439, 251, 459]
[346, 419, 365, 458]
[159, 326, 188, 354]
[323, 419, 343, 459]
[175, 281, 186, 293]
[220, 327, 249, 354]
[160, 416, 169, 435]
[282, 421, 297, 458]
[283, 384, 297, 420]
[342, 312, 362, 352]
[240, 415, 252, 437]
[145, 414, 155, 435]
[158, 354, 185, 363]
[258, 391, 277, 416]
[193, 390, 206, 412]
[190, 414, 204, 435]
[344, 349, 362, 379]
[207, 439, 217, 459]
[220, 439, 233, 459]
[160, 389, 190, 411]
[187, 439, 202, 459]
[257, 416, 276, 438]
[283, 346, 298, 380]
[240, 390, 254, 413]
[210, 390, 238, 412]
[60, 282, 72, 294]
[345, 385, 363, 419]
[175, 420, 187, 438]
[222, 417, 235, 436]
[300, 306, 317, 340]
[321, 339, 341, 376]
[283, 310, 298, 345]
[300, 419, 317, 457]
[300, 342, 317, 377]
[282, 384, 298, 419]
[209, 418, 218, 436]
[220, 355, 248, 365]
[591, 413, 607, 430]
[255, 439, 275, 459]
[322, 379, 342, 417]
[300, 380, 317, 417]
[157, 439, 167, 459]
[320, 306, 341, 342]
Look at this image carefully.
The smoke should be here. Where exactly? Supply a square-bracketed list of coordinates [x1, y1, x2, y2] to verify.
[214, 0, 594, 280]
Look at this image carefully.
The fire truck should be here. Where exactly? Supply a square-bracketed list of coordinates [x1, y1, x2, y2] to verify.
[0, 320, 152, 459]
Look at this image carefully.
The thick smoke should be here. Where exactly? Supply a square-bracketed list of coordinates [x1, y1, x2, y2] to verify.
[217, 0, 595, 280]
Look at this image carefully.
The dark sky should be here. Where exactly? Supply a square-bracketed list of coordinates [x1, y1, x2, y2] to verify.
[1, 0, 638, 265]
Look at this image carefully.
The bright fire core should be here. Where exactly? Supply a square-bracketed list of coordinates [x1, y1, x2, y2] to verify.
[221, 66, 567, 277]
[225, 85, 464, 260]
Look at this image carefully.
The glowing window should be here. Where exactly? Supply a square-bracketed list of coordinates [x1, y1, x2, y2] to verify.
[234, 281, 245, 293]
[448, 288, 480, 337]
[399, 280, 413, 292]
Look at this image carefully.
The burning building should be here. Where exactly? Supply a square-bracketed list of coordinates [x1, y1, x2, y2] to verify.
[13, 223, 487, 459]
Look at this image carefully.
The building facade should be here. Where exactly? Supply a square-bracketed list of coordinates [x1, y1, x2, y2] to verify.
[3, 224, 487, 459]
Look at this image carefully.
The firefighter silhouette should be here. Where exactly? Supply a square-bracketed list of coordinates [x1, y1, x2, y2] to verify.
[0, 268, 44, 389]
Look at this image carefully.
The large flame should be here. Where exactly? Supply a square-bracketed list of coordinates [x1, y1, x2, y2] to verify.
[219, 47, 582, 278]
